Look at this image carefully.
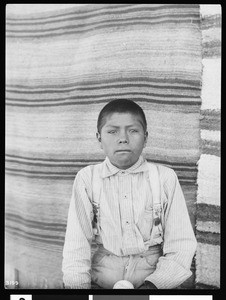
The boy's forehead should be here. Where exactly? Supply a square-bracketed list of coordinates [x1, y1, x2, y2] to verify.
[103, 112, 144, 126]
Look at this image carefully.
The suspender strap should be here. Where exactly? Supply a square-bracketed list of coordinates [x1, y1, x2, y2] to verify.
[148, 163, 164, 245]
[148, 163, 161, 207]
[92, 164, 101, 206]
[91, 165, 101, 235]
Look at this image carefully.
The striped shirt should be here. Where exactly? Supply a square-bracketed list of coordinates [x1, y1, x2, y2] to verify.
[62, 156, 197, 289]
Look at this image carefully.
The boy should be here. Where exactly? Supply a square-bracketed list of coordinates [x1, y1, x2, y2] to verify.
[62, 99, 197, 289]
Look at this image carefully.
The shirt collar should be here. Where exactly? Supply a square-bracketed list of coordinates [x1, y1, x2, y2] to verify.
[101, 155, 149, 178]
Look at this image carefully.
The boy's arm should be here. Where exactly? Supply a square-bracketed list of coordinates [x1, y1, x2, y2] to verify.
[62, 168, 93, 289]
[145, 167, 197, 289]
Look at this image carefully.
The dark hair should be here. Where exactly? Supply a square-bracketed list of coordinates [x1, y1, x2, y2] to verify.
[97, 99, 147, 133]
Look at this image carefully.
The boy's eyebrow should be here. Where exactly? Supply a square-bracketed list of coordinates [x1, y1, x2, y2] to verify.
[104, 124, 142, 128]
[105, 125, 119, 129]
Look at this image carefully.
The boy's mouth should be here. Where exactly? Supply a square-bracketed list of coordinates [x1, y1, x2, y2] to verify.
[115, 149, 131, 153]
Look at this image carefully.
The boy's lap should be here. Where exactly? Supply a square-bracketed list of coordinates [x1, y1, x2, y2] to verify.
[91, 247, 161, 289]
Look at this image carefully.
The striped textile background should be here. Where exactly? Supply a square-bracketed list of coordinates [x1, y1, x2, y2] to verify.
[195, 5, 221, 289]
[5, 4, 203, 289]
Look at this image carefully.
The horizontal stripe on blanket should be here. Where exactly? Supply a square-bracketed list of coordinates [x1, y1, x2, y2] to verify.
[6, 78, 202, 92]
[6, 96, 201, 106]
[6, 5, 200, 27]
[201, 140, 220, 156]
[196, 203, 220, 222]
[5, 155, 199, 171]
[202, 26, 221, 43]
[201, 130, 220, 142]
[5, 172, 72, 180]
[201, 14, 221, 30]
[201, 12, 221, 59]
[197, 154, 220, 207]
[196, 230, 220, 245]
[5, 213, 67, 231]
[6, 92, 201, 102]
[6, 4, 199, 22]
[201, 58, 221, 110]
[6, 20, 200, 39]
[6, 13, 200, 33]
[6, 14, 199, 37]
[5, 228, 66, 248]
[200, 109, 221, 131]
[4, 79, 198, 87]
[202, 41, 221, 58]
[5, 227, 65, 246]
[6, 110, 201, 130]
[6, 98, 202, 107]
[6, 78, 201, 96]
[196, 220, 220, 234]
[195, 283, 220, 289]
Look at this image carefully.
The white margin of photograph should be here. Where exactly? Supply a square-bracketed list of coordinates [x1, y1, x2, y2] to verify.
[151, 296, 213, 300]
[10, 296, 32, 300]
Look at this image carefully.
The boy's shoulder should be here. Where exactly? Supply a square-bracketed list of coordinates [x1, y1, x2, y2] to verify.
[147, 161, 177, 180]
[147, 161, 173, 171]
[77, 161, 104, 179]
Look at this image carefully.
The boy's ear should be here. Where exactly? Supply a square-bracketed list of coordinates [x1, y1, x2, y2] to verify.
[144, 131, 148, 147]
[96, 132, 103, 149]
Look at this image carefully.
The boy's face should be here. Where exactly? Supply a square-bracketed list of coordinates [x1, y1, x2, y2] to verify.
[97, 112, 148, 170]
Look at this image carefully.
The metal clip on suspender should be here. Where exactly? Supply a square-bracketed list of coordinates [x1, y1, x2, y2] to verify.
[148, 163, 164, 245]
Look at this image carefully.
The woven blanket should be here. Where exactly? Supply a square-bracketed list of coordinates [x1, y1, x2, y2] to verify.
[5, 4, 202, 289]
[195, 5, 221, 289]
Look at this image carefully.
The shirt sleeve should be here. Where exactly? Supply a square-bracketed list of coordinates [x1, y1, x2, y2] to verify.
[62, 167, 93, 289]
[145, 167, 197, 289]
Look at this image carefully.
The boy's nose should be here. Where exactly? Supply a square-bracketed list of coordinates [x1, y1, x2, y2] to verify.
[119, 138, 128, 144]
[118, 132, 129, 144]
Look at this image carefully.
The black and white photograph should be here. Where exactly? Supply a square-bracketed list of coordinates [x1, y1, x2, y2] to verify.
[5, 4, 221, 291]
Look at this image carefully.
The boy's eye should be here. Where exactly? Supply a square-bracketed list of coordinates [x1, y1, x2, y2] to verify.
[108, 130, 117, 134]
[130, 129, 138, 133]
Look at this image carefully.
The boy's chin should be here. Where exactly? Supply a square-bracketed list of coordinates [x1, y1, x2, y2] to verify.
[112, 158, 138, 170]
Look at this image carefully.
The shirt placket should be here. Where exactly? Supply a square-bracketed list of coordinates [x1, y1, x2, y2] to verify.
[118, 171, 139, 255]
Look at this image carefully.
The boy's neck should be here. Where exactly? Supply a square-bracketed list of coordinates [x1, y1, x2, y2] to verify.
[107, 156, 143, 171]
